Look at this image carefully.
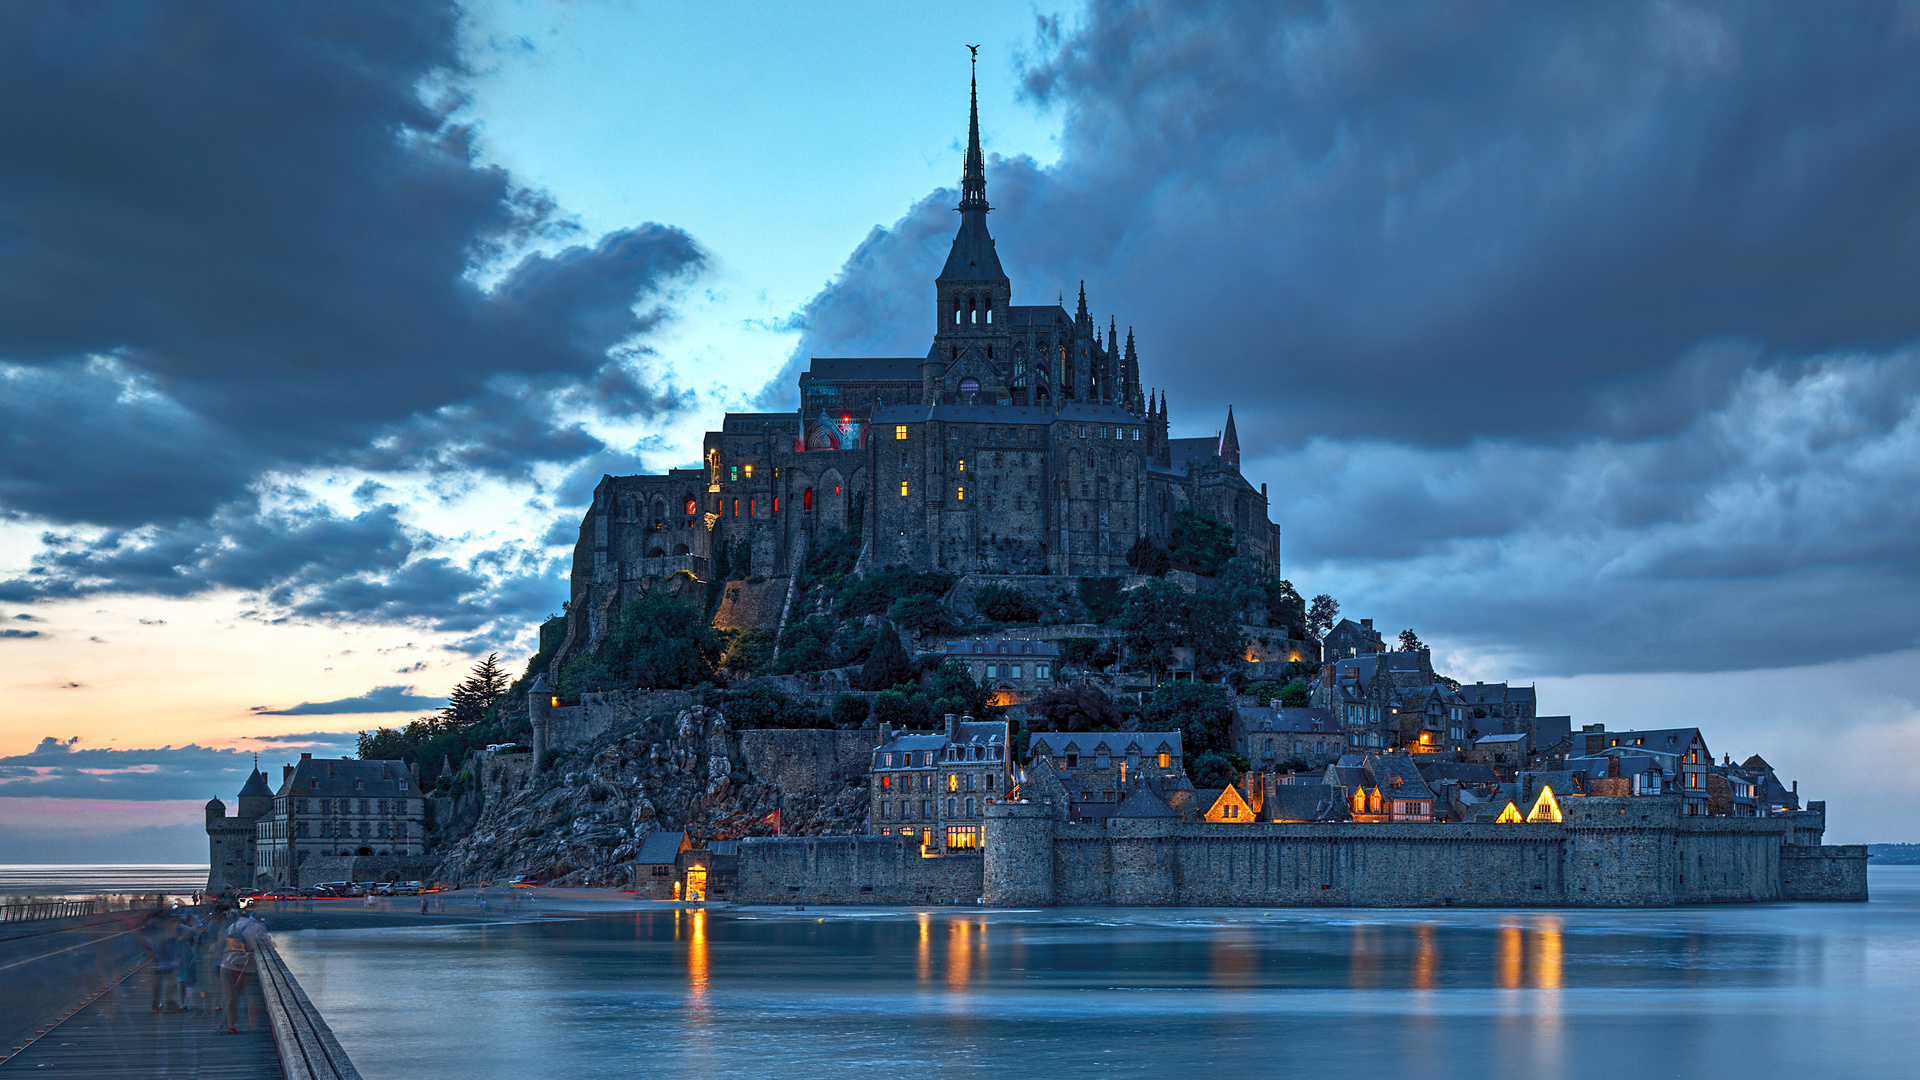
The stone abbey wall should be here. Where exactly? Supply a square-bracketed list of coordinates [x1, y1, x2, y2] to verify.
[735, 796, 1868, 908]
[736, 836, 985, 904]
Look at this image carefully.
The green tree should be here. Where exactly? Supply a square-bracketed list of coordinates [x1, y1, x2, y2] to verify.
[1307, 594, 1340, 639]
[975, 583, 1040, 623]
[1032, 684, 1120, 732]
[888, 592, 948, 635]
[1242, 680, 1287, 701]
[1278, 680, 1310, 708]
[771, 616, 836, 673]
[1188, 750, 1239, 789]
[719, 684, 823, 729]
[1125, 534, 1171, 576]
[857, 620, 915, 691]
[927, 659, 993, 718]
[558, 591, 723, 693]
[1168, 510, 1235, 575]
[1121, 580, 1243, 681]
[1144, 681, 1235, 756]
[1398, 628, 1424, 652]
[444, 653, 510, 728]
[830, 693, 871, 729]
[722, 629, 775, 673]
[1076, 576, 1127, 622]
[1214, 558, 1306, 635]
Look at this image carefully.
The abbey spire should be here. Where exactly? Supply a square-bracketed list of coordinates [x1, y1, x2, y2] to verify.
[935, 48, 1009, 351]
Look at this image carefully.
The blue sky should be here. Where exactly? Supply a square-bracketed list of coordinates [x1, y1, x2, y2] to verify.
[2, 0, 1918, 858]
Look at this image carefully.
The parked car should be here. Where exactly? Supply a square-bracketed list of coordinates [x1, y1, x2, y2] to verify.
[311, 881, 352, 897]
[389, 881, 422, 895]
[508, 874, 539, 888]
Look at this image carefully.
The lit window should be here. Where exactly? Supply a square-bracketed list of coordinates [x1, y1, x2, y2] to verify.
[729, 465, 738, 481]
[895, 425, 908, 440]
[684, 498, 695, 515]
[948, 773, 958, 792]
[1158, 752, 1169, 768]
[957, 486, 965, 501]
[957, 459, 965, 472]
[743, 463, 753, 478]
[772, 496, 779, 512]
[900, 481, 909, 497]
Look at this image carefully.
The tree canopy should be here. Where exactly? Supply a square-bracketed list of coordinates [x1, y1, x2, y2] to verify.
[1144, 681, 1236, 756]
[1307, 594, 1340, 638]
[1121, 579, 1243, 681]
[1031, 684, 1121, 732]
[1167, 510, 1235, 575]
[558, 590, 723, 694]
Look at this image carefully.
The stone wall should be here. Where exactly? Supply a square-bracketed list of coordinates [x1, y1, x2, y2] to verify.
[734, 836, 986, 904]
[1780, 845, 1870, 900]
[543, 689, 696, 755]
[294, 855, 440, 890]
[740, 729, 883, 795]
[731, 796, 1866, 908]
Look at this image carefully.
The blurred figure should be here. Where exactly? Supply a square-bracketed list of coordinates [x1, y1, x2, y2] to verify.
[139, 909, 182, 1012]
[214, 904, 266, 1034]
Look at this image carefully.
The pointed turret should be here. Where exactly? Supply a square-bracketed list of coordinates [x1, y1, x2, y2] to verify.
[1156, 391, 1172, 466]
[1124, 326, 1142, 414]
[1219, 406, 1241, 472]
[1076, 281, 1089, 329]
[1106, 317, 1119, 404]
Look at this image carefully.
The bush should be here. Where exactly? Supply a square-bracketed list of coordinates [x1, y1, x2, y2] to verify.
[975, 583, 1040, 623]
[1168, 510, 1235, 575]
[831, 693, 871, 729]
[1077, 576, 1126, 622]
[1189, 750, 1239, 789]
[722, 629, 775, 673]
[717, 684, 824, 729]
[1032, 684, 1121, 732]
[870, 688, 932, 729]
[1125, 535, 1170, 576]
[558, 591, 723, 694]
[843, 566, 957, 618]
[770, 616, 836, 674]
[857, 621, 916, 691]
[888, 593, 948, 635]
[1144, 681, 1235, 756]
[1121, 580, 1244, 681]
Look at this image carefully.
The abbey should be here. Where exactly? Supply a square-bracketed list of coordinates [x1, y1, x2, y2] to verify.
[562, 66, 1278, 649]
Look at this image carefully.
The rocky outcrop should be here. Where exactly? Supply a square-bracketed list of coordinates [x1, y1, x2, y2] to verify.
[433, 706, 871, 887]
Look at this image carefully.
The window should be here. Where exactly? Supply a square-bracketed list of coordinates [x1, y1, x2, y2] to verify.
[880, 775, 892, 789]
[395, 823, 407, 839]
[881, 801, 892, 819]
[883, 753, 892, 768]
[965, 797, 976, 816]
[986, 664, 996, 679]
[900, 481, 909, 497]
[743, 463, 753, 478]
[957, 459, 965, 472]
[948, 773, 959, 792]
[359, 799, 370, 814]
[296, 822, 309, 838]
[895, 425, 908, 440]
[772, 496, 780, 512]
[1010, 665, 1021, 678]
[947, 825, 980, 849]
[1065, 753, 1078, 768]
[803, 488, 813, 512]
[957, 486, 965, 501]
[1159, 752, 1170, 768]
[1038, 664, 1050, 678]
[295, 799, 308, 814]
[1131, 428, 1140, 440]
[729, 465, 738, 481]
[748, 498, 756, 517]
[378, 822, 389, 838]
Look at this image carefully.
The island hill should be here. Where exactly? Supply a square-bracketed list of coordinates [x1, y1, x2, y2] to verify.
[209, 68, 1866, 907]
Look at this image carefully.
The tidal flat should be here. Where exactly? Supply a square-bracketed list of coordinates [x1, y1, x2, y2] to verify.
[275, 867, 1919, 1080]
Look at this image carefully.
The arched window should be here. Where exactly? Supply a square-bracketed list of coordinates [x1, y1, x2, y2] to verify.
[959, 377, 979, 397]
[684, 498, 696, 516]
[803, 488, 813, 512]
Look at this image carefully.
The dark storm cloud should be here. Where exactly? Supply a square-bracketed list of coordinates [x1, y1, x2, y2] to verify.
[252, 685, 445, 716]
[0, 731, 360, 802]
[0, 2, 704, 527]
[784, 0, 1920, 674]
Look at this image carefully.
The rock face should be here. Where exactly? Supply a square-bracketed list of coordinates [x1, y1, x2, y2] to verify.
[433, 706, 872, 887]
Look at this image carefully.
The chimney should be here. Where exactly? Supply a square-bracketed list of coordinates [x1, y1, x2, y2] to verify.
[1360, 619, 1373, 630]
[945, 713, 958, 741]
[1608, 755, 1619, 778]
[301, 752, 313, 760]
[283, 764, 293, 782]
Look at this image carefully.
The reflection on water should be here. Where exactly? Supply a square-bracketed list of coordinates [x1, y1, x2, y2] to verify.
[276, 868, 1920, 1080]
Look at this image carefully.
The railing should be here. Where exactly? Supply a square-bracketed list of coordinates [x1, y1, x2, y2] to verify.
[0, 895, 166, 923]
[258, 939, 364, 1079]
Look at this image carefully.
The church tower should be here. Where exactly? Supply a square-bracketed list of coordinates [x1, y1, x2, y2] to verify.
[930, 50, 1012, 402]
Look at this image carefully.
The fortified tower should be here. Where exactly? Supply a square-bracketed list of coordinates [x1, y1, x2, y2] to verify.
[982, 799, 1059, 905]
[204, 764, 273, 893]
[529, 672, 553, 773]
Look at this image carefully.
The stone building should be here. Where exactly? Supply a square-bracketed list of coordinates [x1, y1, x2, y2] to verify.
[550, 65, 1282, 676]
[1232, 704, 1343, 768]
[204, 765, 273, 893]
[250, 754, 427, 888]
[1025, 730, 1187, 824]
[1322, 618, 1384, 661]
[942, 638, 1060, 693]
[868, 714, 1011, 852]
[1310, 650, 1470, 753]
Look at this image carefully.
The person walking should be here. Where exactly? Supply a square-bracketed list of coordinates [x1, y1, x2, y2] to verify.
[215, 905, 266, 1034]
[139, 910, 181, 1012]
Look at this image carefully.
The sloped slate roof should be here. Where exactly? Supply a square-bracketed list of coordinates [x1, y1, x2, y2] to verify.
[277, 757, 419, 798]
[1111, 783, 1179, 818]
[1266, 785, 1345, 822]
[636, 830, 689, 865]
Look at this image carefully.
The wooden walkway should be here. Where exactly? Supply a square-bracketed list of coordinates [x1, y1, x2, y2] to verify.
[0, 956, 285, 1078]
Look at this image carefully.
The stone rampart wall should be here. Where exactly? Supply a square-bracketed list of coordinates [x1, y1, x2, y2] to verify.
[294, 855, 440, 890]
[735, 836, 985, 904]
[740, 729, 883, 795]
[1780, 845, 1870, 901]
[543, 689, 696, 754]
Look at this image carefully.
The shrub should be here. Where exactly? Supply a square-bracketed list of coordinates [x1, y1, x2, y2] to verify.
[1144, 681, 1235, 756]
[1168, 510, 1235, 575]
[1076, 576, 1126, 622]
[888, 593, 948, 635]
[831, 693, 871, 729]
[1125, 535, 1170, 576]
[1032, 684, 1120, 732]
[857, 621, 916, 691]
[558, 591, 722, 694]
[717, 684, 824, 729]
[975, 583, 1041, 623]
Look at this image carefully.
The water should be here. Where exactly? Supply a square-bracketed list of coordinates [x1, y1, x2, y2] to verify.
[277, 867, 1920, 1080]
[0, 864, 204, 899]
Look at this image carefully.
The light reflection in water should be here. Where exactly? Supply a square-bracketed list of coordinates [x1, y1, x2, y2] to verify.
[1496, 923, 1524, 990]
[946, 919, 973, 991]
[687, 908, 709, 1007]
[1412, 923, 1437, 992]
[917, 912, 931, 987]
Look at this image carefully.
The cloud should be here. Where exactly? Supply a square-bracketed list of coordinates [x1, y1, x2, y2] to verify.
[252, 685, 446, 716]
[783, 0, 1920, 675]
[0, 732, 360, 802]
[0, 628, 39, 639]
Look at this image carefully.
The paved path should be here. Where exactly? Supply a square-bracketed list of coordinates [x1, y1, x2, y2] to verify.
[0, 956, 282, 1078]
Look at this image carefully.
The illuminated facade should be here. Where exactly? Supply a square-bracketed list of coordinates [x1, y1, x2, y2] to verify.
[868, 714, 1011, 852]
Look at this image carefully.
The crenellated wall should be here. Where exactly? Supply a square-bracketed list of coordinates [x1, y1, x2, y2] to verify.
[730, 798, 1865, 908]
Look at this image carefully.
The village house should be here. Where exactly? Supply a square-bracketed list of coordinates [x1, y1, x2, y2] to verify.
[1232, 704, 1344, 768]
[868, 714, 1011, 852]
[1573, 725, 1712, 815]
[248, 754, 427, 889]
[1320, 753, 1439, 823]
[1026, 730, 1187, 824]
[1322, 617, 1385, 660]
[943, 638, 1062, 699]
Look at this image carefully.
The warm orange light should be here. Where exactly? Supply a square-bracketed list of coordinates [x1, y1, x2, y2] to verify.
[948, 773, 958, 792]
[1527, 786, 1563, 823]
[1495, 801, 1524, 823]
[550, 695, 560, 708]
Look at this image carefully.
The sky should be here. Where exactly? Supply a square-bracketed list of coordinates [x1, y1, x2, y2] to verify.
[3, 0, 1919, 861]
